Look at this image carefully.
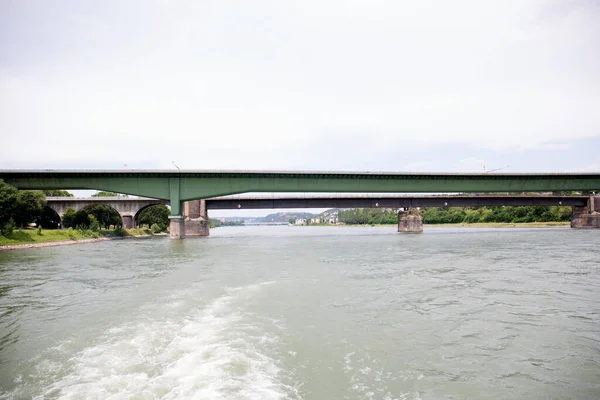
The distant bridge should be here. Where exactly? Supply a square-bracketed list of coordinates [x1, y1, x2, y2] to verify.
[46, 197, 169, 229]
[205, 195, 590, 209]
[45, 194, 599, 232]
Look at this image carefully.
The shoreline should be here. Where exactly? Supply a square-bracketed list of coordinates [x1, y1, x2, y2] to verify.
[424, 222, 570, 228]
[1, 223, 571, 251]
[296, 222, 571, 228]
[0, 233, 166, 252]
[0, 237, 113, 251]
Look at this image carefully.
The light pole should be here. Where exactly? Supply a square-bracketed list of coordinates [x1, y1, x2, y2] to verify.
[483, 164, 510, 173]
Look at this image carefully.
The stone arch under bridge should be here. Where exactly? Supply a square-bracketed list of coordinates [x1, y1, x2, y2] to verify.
[46, 197, 170, 229]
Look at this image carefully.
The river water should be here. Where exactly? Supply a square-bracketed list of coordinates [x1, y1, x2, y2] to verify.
[0, 226, 599, 399]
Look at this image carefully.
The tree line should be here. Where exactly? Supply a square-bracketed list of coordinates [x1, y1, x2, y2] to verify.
[338, 206, 573, 225]
[209, 219, 244, 228]
[1, 179, 55, 235]
[61, 203, 169, 232]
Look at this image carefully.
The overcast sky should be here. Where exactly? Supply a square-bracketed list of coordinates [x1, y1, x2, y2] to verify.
[1, 1, 599, 215]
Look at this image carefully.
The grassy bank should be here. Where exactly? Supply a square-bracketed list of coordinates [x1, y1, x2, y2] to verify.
[425, 221, 570, 228]
[0, 227, 159, 246]
[295, 221, 571, 228]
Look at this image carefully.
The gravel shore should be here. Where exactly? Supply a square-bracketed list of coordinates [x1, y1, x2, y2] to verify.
[0, 237, 113, 252]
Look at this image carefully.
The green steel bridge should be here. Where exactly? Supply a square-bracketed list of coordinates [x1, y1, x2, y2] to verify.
[2, 170, 599, 237]
[2, 170, 599, 216]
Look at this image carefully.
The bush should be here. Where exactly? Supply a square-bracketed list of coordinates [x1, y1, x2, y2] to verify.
[67, 227, 76, 239]
[151, 223, 162, 234]
[88, 215, 100, 232]
[114, 227, 126, 237]
[37, 225, 43, 236]
[1, 218, 16, 236]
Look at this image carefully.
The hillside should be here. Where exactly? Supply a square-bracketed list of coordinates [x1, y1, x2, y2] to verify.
[257, 212, 317, 223]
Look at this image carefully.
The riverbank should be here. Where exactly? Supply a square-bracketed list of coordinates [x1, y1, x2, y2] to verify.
[0, 228, 167, 251]
[425, 221, 570, 228]
[301, 221, 571, 228]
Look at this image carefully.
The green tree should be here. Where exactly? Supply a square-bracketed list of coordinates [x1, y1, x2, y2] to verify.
[62, 207, 77, 228]
[209, 218, 244, 228]
[82, 205, 122, 229]
[74, 209, 90, 227]
[151, 223, 162, 234]
[289, 217, 296, 224]
[92, 191, 127, 197]
[13, 190, 46, 227]
[136, 205, 169, 230]
[43, 190, 74, 197]
[338, 208, 372, 224]
[0, 179, 18, 226]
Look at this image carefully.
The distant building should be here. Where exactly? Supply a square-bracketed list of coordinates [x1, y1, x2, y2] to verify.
[295, 218, 306, 225]
[327, 214, 338, 224]
[319, 210, 339, 224]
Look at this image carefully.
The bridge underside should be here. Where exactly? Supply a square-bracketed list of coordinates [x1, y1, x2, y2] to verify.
[205, 195, 589, 210]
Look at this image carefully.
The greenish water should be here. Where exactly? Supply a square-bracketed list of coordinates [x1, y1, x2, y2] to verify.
[1, 226, 599, 399]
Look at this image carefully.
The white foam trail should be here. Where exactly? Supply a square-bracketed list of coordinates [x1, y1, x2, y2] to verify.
[9, 281, 299, 400]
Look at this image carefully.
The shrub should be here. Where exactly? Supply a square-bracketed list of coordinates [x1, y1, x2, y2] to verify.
[151, 223, 162, 234]
[1, 219, 16, 236]
[88, 215, 100, 232]
[37, 225, 43, 236]
[114, 227, 126, 237]
[67, 227, 76, 239]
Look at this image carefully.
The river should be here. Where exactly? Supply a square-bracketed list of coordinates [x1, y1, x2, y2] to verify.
[1, 226, 599, 399]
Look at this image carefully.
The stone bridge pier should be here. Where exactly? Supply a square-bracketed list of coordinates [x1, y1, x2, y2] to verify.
[571, 196, 600, 229]
[121, 215, 135, 229]
[398, 208, 423, 233]
[184, 200, 209, 237]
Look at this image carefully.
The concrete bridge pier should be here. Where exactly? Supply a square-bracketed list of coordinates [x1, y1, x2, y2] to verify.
[121, 215, 135, 229]
[398, 208, 423, 233]
[571, 196, 600, 229]
[169, 216, 185, 239]
[184, 200, 209, 236]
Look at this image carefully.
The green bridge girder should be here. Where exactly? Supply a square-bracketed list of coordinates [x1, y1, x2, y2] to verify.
[1, 170, 599, 216]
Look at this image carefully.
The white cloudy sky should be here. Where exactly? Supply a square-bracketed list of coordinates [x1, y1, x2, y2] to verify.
[1, 0, 599, 216]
